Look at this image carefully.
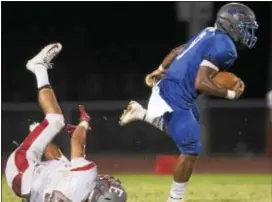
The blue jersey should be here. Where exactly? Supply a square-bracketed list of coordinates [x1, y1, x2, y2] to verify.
[159, 27, 237, 110]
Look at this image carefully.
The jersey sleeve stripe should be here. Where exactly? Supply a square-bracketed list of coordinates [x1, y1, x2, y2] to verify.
[200, 60, 219, 71]
[71, 161, 96, 172]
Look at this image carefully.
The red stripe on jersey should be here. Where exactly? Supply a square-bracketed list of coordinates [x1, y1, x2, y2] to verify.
[71, 161, 96, 171]
[12, 119, 49, 197]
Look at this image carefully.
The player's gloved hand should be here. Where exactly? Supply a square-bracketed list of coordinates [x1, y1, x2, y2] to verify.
[232, 79, 245, 99]
[145, 67, 165, 87]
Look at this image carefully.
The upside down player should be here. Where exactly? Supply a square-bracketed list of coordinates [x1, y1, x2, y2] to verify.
[5, 43, 127, 202]
[119, 3, 258, 202]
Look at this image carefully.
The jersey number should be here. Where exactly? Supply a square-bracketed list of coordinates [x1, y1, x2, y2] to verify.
[176, 27, 215, 60]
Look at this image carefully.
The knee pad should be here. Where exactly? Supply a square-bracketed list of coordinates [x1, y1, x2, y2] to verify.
[46, 114, 65, 131]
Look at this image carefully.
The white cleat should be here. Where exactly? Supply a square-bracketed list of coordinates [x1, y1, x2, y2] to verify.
[26, 43, 62, 73]
[119, 101, 146, 126]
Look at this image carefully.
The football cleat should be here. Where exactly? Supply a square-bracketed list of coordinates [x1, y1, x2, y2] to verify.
[66, 105, 91, 134]
[78, 105, 91, 123]
[119, 101, 145, 126]
[26, 43, 62, 73]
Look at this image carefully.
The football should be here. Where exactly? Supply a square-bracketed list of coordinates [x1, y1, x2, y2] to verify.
[212, 72, 240, 90]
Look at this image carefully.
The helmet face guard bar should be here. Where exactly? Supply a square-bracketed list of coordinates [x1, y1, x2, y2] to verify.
[88, 176, 127, 202]
[216, 3, 259, 49]
[238, 21, 259, 49]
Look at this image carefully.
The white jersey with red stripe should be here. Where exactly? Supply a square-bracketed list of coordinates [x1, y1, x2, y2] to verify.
[29, 157, 98, 202]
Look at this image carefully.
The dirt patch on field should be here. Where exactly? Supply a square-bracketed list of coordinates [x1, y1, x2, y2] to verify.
[2, 155, 271, 174]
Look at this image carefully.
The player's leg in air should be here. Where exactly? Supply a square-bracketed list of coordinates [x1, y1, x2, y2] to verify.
[29, 122, 68, 162]
[5, 43, 65, 198]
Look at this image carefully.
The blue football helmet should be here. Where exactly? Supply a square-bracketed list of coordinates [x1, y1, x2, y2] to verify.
[215, 3, 259, 48]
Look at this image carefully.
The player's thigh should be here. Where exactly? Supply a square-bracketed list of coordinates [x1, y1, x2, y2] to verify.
[192, 103, 200, 123]
[164, 110, 201, 155]
[24, 114, 64, 163]
[6, 115, 64, 191]
[5, 148, 37, 196]
[5, 152, 18, 188]
[7, 120, 50, 178]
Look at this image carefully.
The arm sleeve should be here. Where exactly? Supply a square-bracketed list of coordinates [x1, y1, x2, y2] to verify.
[70, 157, 96, 171]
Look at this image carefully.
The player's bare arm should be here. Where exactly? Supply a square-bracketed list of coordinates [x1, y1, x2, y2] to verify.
[160, 45, 185, 70]
[68, 105, 91, 159]
[195, 65, 245, 99]
[145, 45, 185, 87]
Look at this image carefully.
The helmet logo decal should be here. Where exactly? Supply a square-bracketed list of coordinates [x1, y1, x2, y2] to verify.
[228, 8, 245, 15]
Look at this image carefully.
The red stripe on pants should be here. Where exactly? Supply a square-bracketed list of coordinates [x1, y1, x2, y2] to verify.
[12, 119, 49, 197]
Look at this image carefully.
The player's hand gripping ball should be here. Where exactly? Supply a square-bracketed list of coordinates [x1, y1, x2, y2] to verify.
[212, 72, 245, 98]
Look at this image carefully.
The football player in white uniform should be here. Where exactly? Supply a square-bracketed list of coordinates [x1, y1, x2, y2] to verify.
[5, 43, 127, 202]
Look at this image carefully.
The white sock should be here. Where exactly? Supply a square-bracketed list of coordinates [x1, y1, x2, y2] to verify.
[79, 121, 89, 130]
[34, 64, 50, 88]
[168, 181, 187, 201]
[143, 112, 164, 131]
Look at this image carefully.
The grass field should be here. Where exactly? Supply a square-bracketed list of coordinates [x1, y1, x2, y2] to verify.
[2, 174, 271, 202]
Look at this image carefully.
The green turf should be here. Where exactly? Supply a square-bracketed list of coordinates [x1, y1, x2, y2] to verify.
[2, 174, 271, 202]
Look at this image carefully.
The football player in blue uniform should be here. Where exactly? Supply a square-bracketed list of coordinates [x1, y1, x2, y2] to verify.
[119, 3, 258, 202]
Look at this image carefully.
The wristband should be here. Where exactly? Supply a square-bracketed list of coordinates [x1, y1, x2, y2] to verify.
[158, 65, 165, 72]
[226, 90, 236, 100]
[79, 121, 89, 130]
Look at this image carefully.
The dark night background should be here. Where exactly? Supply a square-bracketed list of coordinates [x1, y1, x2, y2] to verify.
[2, 2, 271, 155]
[2, 2, 270, 102]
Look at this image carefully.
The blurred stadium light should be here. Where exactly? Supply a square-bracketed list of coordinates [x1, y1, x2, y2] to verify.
[175, 2, 213, 37]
